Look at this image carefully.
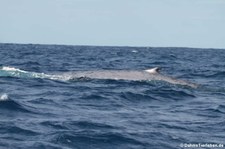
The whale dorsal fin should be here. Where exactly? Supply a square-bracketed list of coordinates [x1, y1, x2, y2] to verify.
[145, 67, 160, 74]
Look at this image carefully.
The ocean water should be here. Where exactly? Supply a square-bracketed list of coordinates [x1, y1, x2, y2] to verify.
[0, 43, 224, 149]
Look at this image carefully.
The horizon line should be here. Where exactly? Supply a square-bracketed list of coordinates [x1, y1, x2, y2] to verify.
[0, 42, 224, 50]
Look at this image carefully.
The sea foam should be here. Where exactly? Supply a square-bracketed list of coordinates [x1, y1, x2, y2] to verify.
[0, 93, 9, 101]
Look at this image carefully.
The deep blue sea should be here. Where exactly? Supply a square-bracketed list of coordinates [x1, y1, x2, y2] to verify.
[0, 43, 224, 149]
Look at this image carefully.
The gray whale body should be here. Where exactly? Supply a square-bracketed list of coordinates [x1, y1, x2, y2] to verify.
[0, 66, 198, 88]
[64, 67, 198, 88]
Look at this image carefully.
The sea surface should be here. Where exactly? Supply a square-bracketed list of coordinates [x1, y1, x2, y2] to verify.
[0, 43, 224, 149]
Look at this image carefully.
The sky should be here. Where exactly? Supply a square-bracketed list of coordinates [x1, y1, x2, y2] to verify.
[0, 0, 225, 48]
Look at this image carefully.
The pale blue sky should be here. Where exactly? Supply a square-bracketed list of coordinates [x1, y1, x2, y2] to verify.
[0, 0, 225, 48]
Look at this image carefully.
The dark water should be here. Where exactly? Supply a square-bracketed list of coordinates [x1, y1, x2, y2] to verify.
[0, 43, 224, 149]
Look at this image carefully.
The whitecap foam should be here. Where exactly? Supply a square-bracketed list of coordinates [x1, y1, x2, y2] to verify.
[0, 66, 62, 81]
[0, 93, 9, 101]
[131, 50, 138, 53]
[1, 66, 27, 73]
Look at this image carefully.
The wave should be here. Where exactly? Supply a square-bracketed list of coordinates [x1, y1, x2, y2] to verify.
[205, 71, 225, 78]
[50, 131, 145, 148]
[0, 93, 33, 113]
[184, 71, 225, 79]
